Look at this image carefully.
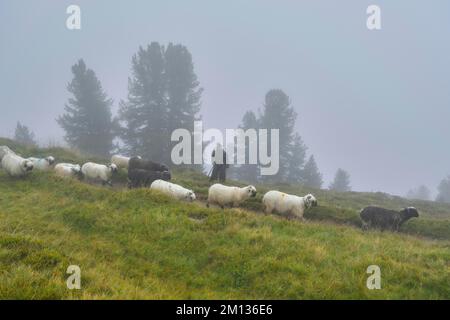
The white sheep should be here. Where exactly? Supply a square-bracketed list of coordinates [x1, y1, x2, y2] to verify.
[207, 184, 257, 208]
[111, 155, 132, 169]
[150, 179, 196, 202]
[1, 153, 34, 177]
[262, 191, 317, 220]
[0, 146, 14, 158]
[54, 163, 82, 179]
[81, 162, 118, 186]
[27, 156, 55, 171]
[0, 146, 15, 169]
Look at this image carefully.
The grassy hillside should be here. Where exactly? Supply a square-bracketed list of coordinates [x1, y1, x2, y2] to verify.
[0, 138, 449, 299]
[173, 170, 450, 241]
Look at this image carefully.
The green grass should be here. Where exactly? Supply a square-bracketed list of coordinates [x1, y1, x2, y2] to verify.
[0, 138, 449, 299]
[173, 168, 450, 241]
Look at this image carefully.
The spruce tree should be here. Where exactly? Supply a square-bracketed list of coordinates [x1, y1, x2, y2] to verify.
[259, 89, 297, 182]
[436, 176, 450, 203]
[406, 185, 431, 201]
[165, 43, 203, 169]
[119, 43, 166, 161]
[329, 168, 351, 192]
[14, 122, 36, 146]
[286, 133, 307, 184]
[57, 59, 115, 157]
[302, 155, 323, 189]
[119, 42, 202, 165]
[234, 110, 260, 182]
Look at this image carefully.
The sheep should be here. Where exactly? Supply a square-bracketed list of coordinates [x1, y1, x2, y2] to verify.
[27, 156, 55, 171]
[111, 155, 140, 170]
[0, 146, 14, 159]
[128, 156, 168, 172]
[150, 179, 196, 202]
[360, 206, 419, 231]
[1, 153, 34, 177]
[0, 146, 15, 169]
[54, 163, 82, 179]
[206, 184, 257, 209]
[262, 191, 318, 221]
[128, 169, 171, 189]
[81, 162, 118, 186]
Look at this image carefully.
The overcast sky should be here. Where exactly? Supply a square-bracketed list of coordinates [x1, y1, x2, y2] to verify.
[1, 0, 449, 196]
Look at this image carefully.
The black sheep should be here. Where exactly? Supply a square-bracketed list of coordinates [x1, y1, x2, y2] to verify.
[360, 206, 419, 231]
[128, 157, 169, 172]
[128, 169, 171, 189]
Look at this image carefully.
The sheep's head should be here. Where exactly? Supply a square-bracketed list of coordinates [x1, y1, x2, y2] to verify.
[22, 160, 34, 172]
[304, 194, 318, 209]
[109, 164, 118, 173]
[244, 185, 257, 198]
[400, 207, 419, 221]
[46, 156, 55, 165]
[161, 163, 169, 171]
[186, 190, 196, 202]
[71, 166, 83, 179]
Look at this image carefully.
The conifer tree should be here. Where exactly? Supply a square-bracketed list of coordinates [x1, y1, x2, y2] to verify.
[436, 176, 450, 203]
[119, 43, 202, 165]
[58, 59, 115, 156]
[14, 122, 36, 146]
[329, 168, 351, 192]
[302, 155, 323, 189]
[259, 89, 297, 182]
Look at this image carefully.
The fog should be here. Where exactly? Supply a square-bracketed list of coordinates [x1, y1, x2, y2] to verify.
[1, 0, 450, 196]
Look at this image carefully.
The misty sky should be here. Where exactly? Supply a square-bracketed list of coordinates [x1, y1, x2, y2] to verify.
[1, 0, 450, 196]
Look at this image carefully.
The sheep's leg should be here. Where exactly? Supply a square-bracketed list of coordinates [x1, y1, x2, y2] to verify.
[361, 221, 369, 231]
[295, 213, 306, 222]
[264, 206, 272, 215]
[286, 213, 295, 221]
[292, 209, 305, 222]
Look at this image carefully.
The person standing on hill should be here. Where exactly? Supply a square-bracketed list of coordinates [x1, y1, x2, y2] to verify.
[209, 144, 228, 182]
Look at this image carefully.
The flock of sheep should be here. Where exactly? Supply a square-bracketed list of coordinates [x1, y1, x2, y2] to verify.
[0, 145, 420, 231]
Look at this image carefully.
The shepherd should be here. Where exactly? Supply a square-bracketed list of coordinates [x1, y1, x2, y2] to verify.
[209, 143, 228, 182]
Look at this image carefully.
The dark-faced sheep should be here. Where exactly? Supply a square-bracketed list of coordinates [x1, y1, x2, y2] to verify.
[1, 153, 34, 177]
[128, 169, 171, 189]
[150, 179, 196, 202]
[360, 206, 419, 231]
[54, 163, 83, 179]
[128, 157, 168, 172]
[207, 184, 257, 209]
[81, 162, 118, 186]
[27, 156, 55, 171]
[0, 146, 15, 168]
[262, 191, 317, 221]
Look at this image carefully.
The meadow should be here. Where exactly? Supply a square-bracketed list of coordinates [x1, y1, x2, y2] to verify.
[0, 138, 449, 299]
